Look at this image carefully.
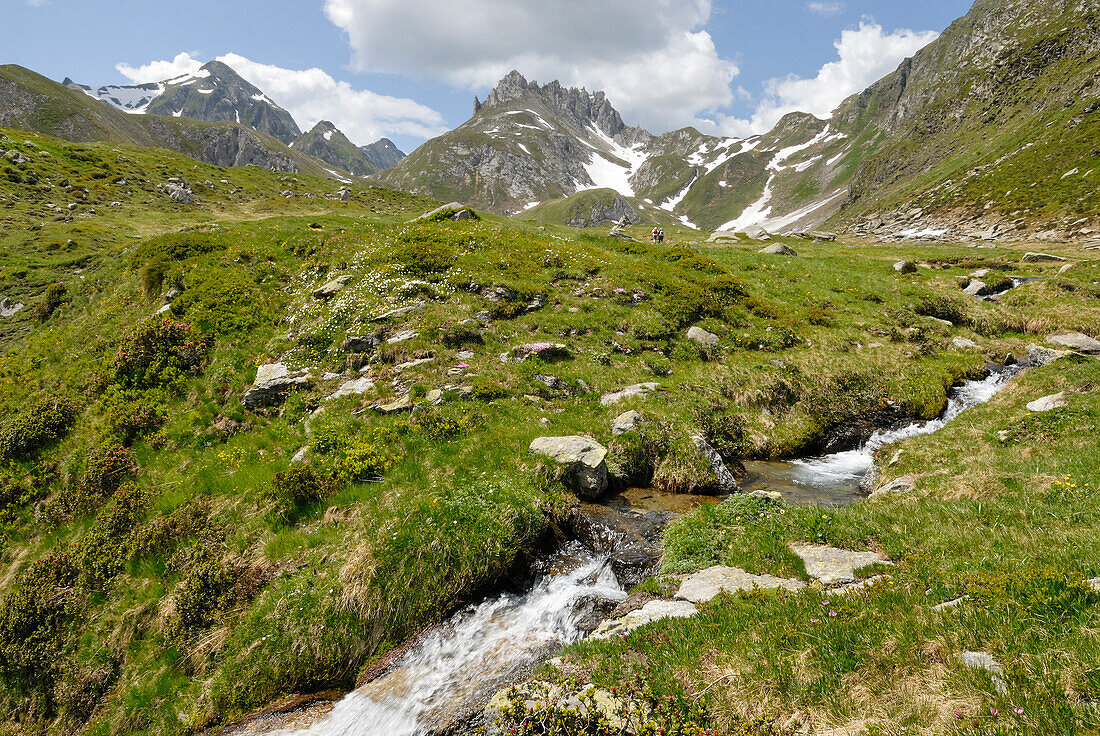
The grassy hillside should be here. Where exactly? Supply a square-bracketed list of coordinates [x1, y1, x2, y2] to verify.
[0, 127, 1098, 736]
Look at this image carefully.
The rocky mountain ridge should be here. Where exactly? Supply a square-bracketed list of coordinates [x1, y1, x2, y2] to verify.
[376, 0, 1099, 241]
[292, 120, 378, 176]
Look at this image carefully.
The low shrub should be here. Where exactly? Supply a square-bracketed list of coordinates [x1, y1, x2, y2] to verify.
[338, 436, 396, 481]
[732, 326, 800, 351]
[392, 233, 458, 276]
[108, 317, 206, 391]
[62, 442, 135, 512]
[470, 377, 508, 401]
[412, 405, 481, 440]
[970, 566, 1098, 621]
[263, 466, 347, 524]
[439, 322, 483, 347]
[169, 544, 240, 632]
[169, 269, 263, 334]
[0, 395, 78, 460]
[100, 390, 166, 445]
[913, 294, 968, 325]
[34, 282, 71, 321]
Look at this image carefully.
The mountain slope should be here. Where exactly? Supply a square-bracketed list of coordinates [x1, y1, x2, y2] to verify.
[361, 137, 405, 170]
[66, 61, 302, 144]
[292, 121, 378, 176]
[1, 65, 337, 178]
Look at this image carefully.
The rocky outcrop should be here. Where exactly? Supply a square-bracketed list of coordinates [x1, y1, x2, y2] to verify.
[789, 544, 891, 587]
[675, 565, 805, 604]
[293, 121, 377, 176]
[360, 138, 406, 170]
[690, 435, 740, 493]
[600, 383, 659, 406]
[1046, 332, 1100, 354]
[529, 436, 609, 500]
[242, 363, 312, 409]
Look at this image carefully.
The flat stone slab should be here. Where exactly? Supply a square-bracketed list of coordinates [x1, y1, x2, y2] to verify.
[873, 476, 915, 495]
[686, 326, 719, 348]
[529, 436, 608, 500]
[952, 336, 982, 350]
[1046, 332, 1100, 354]
[759, 244, 797, 255]
[960, 651, 1007, 693]
[313, 275, 353, 299]
[328, 376, 375, 399]
[590, 599, 698, 640]
[676, 565, 804, 604]
[933, 595, 968, 611]
[1022, 252, 1065, 262]
[1027, 343, 1071, 367]
[370, 302, 424, 322]
[600, 382, 660, 406]
[1026, 392, 1068, 412]
[790, 544, 891, 586]
[611, 410, 643, 435]
[386, 329, 418, 344]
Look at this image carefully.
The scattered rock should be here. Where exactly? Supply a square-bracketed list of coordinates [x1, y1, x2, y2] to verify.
[242, 363, 312, 409]
[873, 476, 914, 495]
[525, 294, 547, 312]
[1026, 343, 1071, 367]
[962, 280, 990, 297]
[1058, 263, 1074, 274]
[609, 548, 661, 588]
[1026, 392, 1068, 412]
[894, 261, 917, 274]
[513, 343, 571, 362]
[789, 544, 891, 586]
[933, 595, 968, 611]
[313, 275, 353, 299]
[341, 332, 382, 353]
[686, 326, 719, 348]
[759, 244, 797, 256]
[960, 651, 1008, 693]
[1089, 578, 1100, 593]
[370, 302, 424, 322]
[165, 183, 194, 204]
[394, 357, 435, 372]
[386, 329, 418, 344]
[690, 435, 740, 493]
[969, 268, 990, 278]
[952, 336, 982, 350]
[675, 565, 804, 604]
[376, 396, 414, 413]
[290, 446, 310, 464]
[328, 376, 375, 399]
[748, 490, 783, 502]
[809, 230, 837, 242]
[1022, 252, 1065, 263]
[0, 298, 25, 317]
[1046, 332, 1100, 354]
[529, 436, 609, 500]
[424, 389, 442, 404]
[412, 202, 476, 222]
[600, 382, 660, 406]
[611, 410, 643, 435]
[590, 599, 698, 639]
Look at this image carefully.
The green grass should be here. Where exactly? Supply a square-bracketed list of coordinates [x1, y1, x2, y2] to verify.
[0, 126, 1098, 736]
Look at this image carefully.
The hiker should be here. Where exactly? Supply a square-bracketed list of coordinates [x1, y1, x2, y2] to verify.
[657, 227, 665, 244]
[652, 226, 659, 243]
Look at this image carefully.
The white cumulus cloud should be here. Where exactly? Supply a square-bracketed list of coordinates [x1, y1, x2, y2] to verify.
[115, 52, 446, 144]
[322, 0, 739, 133]
[712, 21, 939, 135]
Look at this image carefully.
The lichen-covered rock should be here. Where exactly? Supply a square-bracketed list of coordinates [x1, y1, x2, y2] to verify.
[1046, 332, 1100, 354]
[1026, 392, 1068, 412]
[600, 382, 659, 406]
[313, 275, 353, 299]
[242, 362, 312, 409]
[611, 410, 643, 435]
[529, 436, 608, 500]
[789, 544, 891, 586]
[690, 435, 740, 493]
[590, 599, 698, 639]
[759, 243, 797, 255]
[686, 326, 718, 348]
[675, 565, 804, 604]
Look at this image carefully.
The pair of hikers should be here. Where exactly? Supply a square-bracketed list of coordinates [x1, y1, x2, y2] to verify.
[651, 226, 665, 244]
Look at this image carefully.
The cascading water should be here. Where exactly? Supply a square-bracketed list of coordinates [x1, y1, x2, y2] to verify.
[742, 367, 1020, 505]
[259, 554, 624, 736]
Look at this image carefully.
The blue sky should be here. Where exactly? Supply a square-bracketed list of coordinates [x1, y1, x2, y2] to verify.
[1, 0, 973, 153]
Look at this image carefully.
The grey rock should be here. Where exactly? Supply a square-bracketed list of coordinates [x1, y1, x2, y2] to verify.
[1026, 343, 1071, 367]
[808, 230, 837, 242]
[1022, 252, 1066, 262]
[690, 435, 740, 493]
[386, 329, 418, 344]
[933, 595, 968, 611]
[1089, 577, 1100, 592]
[341, 332, 382, 353]
[328, 376, 375, 399]
[164, 182, 194, 204]
[565, 192, 639, 228]
[370, 302, 424, 322]
[1058, 263, 1074, 274]
[960, 651, 1008, 693]
[873, 475, 915, 495]
[611, 410, 643, 435]
[529, 436, 609, 500]
[0, 298, 25, 317]
[281, 189, 296, 198]
[969, 268, 990, 278]
[313, 275, 353, 299]
[894, 260, 917, 273]
[952, 336, 982, 350]
[1026, 392, 1068, 412]
[759, 244, 797, 255]
[242, 362, 312, 409]
[590, 599, 697, 640]
[748, 490, 784, 501]
[525, 294, 547, 312]
[962, 280, 990, 297]
[790, 544, 891, 586]
[376, 396, 414, 413]
[600, 382, 660, 406]
[1046, 332, 1100, 354]
[676, 565, 804, 604]
[413, 202, 476, 222]
[686, 325, 719, 348]
[290, 446, 310, 464]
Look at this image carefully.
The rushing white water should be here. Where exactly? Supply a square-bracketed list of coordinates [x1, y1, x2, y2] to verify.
[744, 368, 1019, 504]
[273, 556, 624, 736]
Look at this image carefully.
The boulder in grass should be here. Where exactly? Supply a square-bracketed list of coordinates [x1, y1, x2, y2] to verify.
[686, 326, 719, 348]
[242, 363, 312, 409]
[894, 261, 917, 274]
[529, 436, 608, 500]
[611, 410, 643, 435]
[1026, 392, 1068, 412]
[411, 202, 477, 223]
[1046, 332, 1100, 355]
[759, 244, 797, 256]
[313, 275, 353, 299]
[1022, 252, 1065, 263]
[691, 435, 740, 493]
[513, 342, 571, 362]
[600, 382, 660, 406]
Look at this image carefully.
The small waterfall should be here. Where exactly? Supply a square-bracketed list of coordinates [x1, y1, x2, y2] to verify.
[743, 367, 1019, 504]
[270, 555, 624, 736]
